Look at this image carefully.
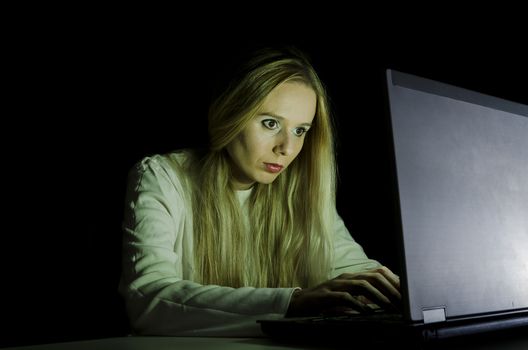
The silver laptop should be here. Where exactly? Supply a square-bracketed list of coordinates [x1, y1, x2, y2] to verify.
[259, 69, 528, 343]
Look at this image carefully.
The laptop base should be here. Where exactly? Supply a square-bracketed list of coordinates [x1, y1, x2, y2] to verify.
[259, 311, 528, 344]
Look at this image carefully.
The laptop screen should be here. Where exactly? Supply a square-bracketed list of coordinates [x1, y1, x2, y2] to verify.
[386, 70, 528, 323]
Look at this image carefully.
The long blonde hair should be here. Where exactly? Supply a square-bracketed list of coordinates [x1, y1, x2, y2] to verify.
[191, 46, 336, 288]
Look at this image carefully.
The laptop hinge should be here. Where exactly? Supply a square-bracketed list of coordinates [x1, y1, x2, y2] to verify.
[423, 307, 446, 324]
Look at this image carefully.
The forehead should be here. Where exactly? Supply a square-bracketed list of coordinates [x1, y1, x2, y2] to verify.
[259, 81, 317, 123]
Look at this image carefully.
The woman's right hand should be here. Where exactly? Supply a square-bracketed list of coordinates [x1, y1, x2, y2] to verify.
[286, 266, 401, 317]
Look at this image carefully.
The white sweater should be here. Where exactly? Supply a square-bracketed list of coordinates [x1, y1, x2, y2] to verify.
[119, 151, 381, 336]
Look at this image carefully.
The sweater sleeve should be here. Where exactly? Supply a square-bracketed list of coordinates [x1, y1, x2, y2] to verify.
[119, 156, 295, 337]
[331, 211, 382, 277]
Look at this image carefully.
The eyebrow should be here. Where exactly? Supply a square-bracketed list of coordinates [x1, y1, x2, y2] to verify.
[258, 112, 313, 128]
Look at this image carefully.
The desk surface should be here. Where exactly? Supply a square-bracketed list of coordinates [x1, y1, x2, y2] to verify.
[3, 333, 528, 350]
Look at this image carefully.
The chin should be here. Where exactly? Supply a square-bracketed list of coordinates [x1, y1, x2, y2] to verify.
[257, 174, 280, 185]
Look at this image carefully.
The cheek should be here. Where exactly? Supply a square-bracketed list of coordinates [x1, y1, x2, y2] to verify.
[292, 139, 306, 157]
[227, 137, 249, 165]
[246, 134, 271, 156]
[233, 132, 266, 163]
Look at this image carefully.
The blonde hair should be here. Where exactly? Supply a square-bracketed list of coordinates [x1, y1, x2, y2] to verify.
[191, 47, 336, 288]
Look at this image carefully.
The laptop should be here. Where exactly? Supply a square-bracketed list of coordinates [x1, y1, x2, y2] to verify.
[258, 69, 528, 343]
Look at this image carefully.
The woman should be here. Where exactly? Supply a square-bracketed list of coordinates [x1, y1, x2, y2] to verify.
[119, 46, 401, 336]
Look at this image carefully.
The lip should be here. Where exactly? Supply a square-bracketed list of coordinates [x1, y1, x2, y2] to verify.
[264, 163, 284, 173]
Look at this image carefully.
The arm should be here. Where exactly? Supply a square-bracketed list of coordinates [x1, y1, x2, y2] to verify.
[286, 210, 401, 317]
[119, 155, 295, 336]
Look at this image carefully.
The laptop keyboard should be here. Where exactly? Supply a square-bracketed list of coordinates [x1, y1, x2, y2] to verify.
[310, 312, 403, 323]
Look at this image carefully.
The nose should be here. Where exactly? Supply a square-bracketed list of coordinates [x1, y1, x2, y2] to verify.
[273, 130, 294, 156]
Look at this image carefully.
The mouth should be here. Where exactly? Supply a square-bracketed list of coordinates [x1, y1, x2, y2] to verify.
[264, 163, 284, 173]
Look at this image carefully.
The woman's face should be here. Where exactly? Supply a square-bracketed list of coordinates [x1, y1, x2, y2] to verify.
[226, 81, 316, 190]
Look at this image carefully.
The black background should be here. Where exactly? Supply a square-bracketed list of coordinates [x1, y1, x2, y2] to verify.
[2, 13, 526, 348]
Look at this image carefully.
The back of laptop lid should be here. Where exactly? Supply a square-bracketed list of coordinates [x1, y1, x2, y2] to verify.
[386, 69, 528, 324]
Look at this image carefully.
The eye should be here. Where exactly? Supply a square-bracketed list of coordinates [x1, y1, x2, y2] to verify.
[293, 127, 308, 137]
[262, 119, 279, 130]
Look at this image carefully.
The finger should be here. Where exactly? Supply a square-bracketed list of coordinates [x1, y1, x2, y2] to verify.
[332, 271, 402, 309]
[354, 295, 383, 313]
[334, 269, 400, 296]
[378, 266, 401, 290]
[357, 279, 397, 310]
[326, 291, 371, 313]
[337, 273, 402, 307]
[348, 271, 402, 306]
[337, 279, 398, 311]
[365, 271, 402, 303]
[356, 295, 381, 310]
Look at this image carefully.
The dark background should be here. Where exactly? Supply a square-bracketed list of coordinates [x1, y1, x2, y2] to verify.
[2, 16, 526, 348]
